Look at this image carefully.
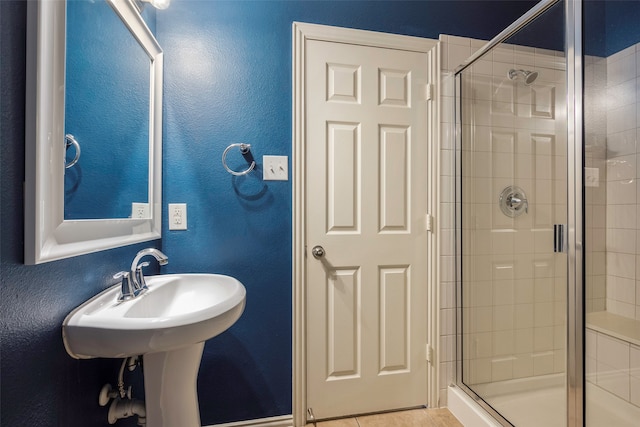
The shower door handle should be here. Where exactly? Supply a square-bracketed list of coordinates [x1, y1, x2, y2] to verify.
[554, 224, 567, 253]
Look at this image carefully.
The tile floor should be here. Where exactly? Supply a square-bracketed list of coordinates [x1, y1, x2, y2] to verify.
[308, 408, 463, 427]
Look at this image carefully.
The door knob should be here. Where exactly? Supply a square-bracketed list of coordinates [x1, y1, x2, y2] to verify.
[311, 246, 325, 259]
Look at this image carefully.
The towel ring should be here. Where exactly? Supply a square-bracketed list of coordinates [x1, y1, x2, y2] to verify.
[222, 143, 256, 176]
[65, 134, 81, 169]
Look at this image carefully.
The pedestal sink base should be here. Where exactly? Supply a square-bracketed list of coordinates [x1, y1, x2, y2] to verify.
[143, 342, 205, 427]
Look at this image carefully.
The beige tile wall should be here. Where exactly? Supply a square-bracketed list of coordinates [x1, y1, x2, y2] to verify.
[583, 42, 640, 411]
[584, 53, 608, 314]
[586, 328, 640, 408]
[603, 44, 640, 319]
[438, 35, 464, 406]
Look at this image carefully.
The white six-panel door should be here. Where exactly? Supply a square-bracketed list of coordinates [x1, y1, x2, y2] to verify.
[305, 36, 431, 420]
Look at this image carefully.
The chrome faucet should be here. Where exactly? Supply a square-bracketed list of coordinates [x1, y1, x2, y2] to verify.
[115, 248, 169, 301]
[130, 248, 169, 292]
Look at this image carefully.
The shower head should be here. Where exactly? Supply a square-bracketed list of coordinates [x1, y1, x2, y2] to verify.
[508, 69, 538, 85]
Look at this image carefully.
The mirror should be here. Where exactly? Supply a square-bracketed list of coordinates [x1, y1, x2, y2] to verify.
[64, 0, 150, 220]
[25, 0, 163, 264]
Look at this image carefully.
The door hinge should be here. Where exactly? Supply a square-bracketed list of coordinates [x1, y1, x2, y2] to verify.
[425, 213, 434, 232]
[426, 83, 434, 101]
[426, 344, 434, 364]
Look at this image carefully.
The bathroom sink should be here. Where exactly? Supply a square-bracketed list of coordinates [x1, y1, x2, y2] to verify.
[63, 271, 247, 426]
[63, 274, 246, 359]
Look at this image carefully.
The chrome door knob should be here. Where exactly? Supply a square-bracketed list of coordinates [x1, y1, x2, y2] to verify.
[311, 245, 325, 259]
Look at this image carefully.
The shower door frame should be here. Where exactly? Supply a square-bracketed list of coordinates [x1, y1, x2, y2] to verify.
[452, 0, 584, 426]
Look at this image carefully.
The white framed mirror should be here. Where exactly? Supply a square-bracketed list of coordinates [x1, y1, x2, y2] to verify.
[25, 0, 163, 264]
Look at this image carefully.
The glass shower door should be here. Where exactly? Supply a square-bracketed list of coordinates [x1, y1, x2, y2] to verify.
[456, 2, 568, 426]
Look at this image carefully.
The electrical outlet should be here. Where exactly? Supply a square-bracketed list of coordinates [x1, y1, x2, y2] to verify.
[263, 155, 288, 181]
[131, 202, 149, 219]
[168, 203, 187, 230]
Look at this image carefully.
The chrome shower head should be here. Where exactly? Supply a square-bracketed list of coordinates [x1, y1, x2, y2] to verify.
[508, 69, 538, 85]
[523, 70, 538, 85]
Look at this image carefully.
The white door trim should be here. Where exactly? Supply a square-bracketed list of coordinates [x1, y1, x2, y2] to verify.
[292, 22, 440, 427]
[427, 41, 442, 409]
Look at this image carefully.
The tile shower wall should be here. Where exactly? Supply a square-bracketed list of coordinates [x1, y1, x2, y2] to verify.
[603, 44, 640, 319]
[438, 35, 472, 406]
[586, 329, 640, 408]
[439, 35, 567, 403]
[585, 42, 640, 319]
[584, 53, 608, 314]
[583, 42, 640, 411]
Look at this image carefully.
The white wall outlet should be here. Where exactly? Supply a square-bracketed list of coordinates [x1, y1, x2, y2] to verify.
[168, 203, 187, 230]
[263, 155, 288, 181]
[585, 167, 599, 187]
[131, 202, 150, 219]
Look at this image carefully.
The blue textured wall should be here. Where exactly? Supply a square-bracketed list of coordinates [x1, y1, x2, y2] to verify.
[1, 1, 536, 426]
[583, 0, 640, 57]
[504, 0, 565, 52]
[605, 0, 640, 55]
[584, 0, 606, 57]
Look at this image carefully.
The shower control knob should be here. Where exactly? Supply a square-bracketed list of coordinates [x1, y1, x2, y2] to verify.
[499, 185, 528, 218]
[311, 245, 325, 259]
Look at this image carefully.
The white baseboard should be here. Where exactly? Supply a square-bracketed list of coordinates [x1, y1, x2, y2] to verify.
[205, 415, 293, 427]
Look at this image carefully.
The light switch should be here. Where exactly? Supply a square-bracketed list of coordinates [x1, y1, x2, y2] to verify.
[263, 155, 288, 181]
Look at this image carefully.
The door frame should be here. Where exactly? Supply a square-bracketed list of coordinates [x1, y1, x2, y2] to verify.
[292, 22, 441, 426]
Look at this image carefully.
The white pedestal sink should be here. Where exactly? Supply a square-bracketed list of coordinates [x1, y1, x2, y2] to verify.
[63, 274, 246, 427]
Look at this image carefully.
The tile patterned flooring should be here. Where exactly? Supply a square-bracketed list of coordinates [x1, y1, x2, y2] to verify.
[308, 408, 463, 427]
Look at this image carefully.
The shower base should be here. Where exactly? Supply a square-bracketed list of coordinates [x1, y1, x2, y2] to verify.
[448, 374, 640, 426]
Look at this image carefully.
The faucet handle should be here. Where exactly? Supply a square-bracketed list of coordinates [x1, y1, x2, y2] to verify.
[114, 271, 134, 301]
[134, 261, 151, 292]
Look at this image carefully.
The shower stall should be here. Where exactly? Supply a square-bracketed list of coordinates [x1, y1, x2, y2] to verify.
[450, 0, 640, 426]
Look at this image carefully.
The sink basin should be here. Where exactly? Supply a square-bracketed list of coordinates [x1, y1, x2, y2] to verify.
[63, 273, 246, 359]
[62, 273, 246, 427]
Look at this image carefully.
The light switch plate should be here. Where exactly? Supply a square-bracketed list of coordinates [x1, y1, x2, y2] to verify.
[263, 155, 288, 181]
[168, 203, 187, 230]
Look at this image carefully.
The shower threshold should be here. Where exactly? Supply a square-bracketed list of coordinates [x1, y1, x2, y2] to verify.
[449, 374, 640, 427]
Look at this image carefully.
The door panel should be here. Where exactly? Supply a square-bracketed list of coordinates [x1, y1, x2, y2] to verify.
[305, 39, 430, 420]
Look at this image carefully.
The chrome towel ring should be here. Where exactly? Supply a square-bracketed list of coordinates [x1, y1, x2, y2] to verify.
[222, 143, 256, 176]
[65, 134, 81, 169]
